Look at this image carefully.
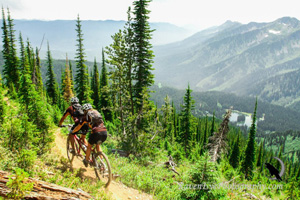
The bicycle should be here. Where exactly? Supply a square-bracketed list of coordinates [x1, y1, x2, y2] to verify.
[61, 124, 112, 188]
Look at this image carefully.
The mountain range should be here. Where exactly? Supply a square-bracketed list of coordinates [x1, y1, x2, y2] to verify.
[7, 17, 300, 109]
[153, 17, 300, 108]
[12, 19, 193, 61]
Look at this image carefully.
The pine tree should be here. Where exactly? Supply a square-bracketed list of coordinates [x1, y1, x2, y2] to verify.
[132, 0, 155, 116]
[1, 7, 10, 87]
[91, 58, 100, 109]
[0, 82, 6, 123]
[210, 111, 215, 136]
[161, 95, 173, 139]
[19, 33, 26, 71]
[229, 134, 240, 168]
[2, 8, 19, 89]
[26, 39, 34, 72]
[203, 114, 208, 146]
[35, 47, 43, 93]
[69, 59, 75, 94]
[180, 84, 195, 158]
[256, 141, 263, 168]
[124, 6, 135, 115]
[30, 49, 38, 87]
[7, 8, 19, 90]
[295, 167, 300, 180]
[45, 42, 59, 105]
[62, 57, 74, 102]
[276, 145, 283, 170]
[172, 101, 177, 141]
[106, 29, 129, 126]
[240, 99, 258, 180]
[74, 15, 92, 104]
[100, 49, 114, 121]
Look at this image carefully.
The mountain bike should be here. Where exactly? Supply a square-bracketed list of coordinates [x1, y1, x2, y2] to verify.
[61, 124, 112, 187]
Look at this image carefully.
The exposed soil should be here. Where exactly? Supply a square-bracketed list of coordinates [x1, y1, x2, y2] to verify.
[53, 128, 153, 200]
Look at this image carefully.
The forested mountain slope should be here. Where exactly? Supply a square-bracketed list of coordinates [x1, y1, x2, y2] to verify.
[154, 17, 300, 107]
[150, 85, 300, 133]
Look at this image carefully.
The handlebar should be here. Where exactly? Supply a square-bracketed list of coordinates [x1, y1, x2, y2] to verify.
[60, 124, 73, 128]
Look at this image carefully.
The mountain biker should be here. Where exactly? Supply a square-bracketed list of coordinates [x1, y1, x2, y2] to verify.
[58, 97, 89, 154]
[71, 103, 107, 167]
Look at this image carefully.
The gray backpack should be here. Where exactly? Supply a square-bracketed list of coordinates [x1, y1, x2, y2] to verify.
[87, 110, 104, 126]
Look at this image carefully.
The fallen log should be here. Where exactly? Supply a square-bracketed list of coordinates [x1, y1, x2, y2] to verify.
[0, 170, 93, 200]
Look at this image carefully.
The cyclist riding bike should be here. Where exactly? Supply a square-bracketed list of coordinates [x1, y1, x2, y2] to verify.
[71, 103, 107, 167]
[58, 97, 89, 154]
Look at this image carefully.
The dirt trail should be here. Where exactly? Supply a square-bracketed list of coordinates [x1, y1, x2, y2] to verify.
[52, 128, 153, 200]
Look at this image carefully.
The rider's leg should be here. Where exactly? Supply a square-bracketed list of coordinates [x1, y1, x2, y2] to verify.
[69, 133, 75, 150]
[69, 124, 77, 151]
[85, 143, 92, 161]
[80, 134, 88, 146]
[96, 144, 102, 152]
[96, 144, 103, 159]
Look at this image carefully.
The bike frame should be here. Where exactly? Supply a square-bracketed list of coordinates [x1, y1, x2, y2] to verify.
[71, 132, 98, 164]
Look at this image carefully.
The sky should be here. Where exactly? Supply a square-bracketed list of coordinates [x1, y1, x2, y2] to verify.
[1, 0, 300, 31]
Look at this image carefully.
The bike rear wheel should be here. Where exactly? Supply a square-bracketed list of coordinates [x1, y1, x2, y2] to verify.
[93, 152, 112, 188]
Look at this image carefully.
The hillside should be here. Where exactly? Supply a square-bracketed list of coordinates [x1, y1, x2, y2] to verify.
[153, 17, 300, 107]
[150, 85, 300, 134]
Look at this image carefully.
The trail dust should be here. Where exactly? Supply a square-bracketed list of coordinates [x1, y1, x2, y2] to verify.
[52, 128, 153, 200]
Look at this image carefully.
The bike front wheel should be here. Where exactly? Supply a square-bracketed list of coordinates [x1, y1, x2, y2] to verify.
[93, 152, 112, 188]
[66, 135, 80, 163]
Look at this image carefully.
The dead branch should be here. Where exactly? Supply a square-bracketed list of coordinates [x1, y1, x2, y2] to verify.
[164, 156, 180, 175]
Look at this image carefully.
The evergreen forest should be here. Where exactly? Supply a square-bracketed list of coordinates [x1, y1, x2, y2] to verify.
[0, 1, 300, 199]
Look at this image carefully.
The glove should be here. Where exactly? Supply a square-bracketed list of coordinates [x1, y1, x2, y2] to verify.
[69, 129, 74, 134]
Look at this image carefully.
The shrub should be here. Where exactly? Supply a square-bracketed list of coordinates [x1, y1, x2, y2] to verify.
[6, 168, 34, 200]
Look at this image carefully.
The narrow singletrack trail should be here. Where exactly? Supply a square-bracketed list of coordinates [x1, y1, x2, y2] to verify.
[52, 128, 153, 200]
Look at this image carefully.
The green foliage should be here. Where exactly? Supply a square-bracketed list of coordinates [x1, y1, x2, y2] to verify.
[150, 85, 300, 134]
[286, 177, 300, 199]
[45, 42, 59, 105]
[91, 58, 100, 109]
[132, 0, 155, 113]
[61, 59, 74, 102]
[0, 89, 6, 123]
[16, 149, 37, 172]
[1, 8, 20, 90]
[100, 49, 114, 122]
[240, 99, 257, 180]
[179, 84, 195, 158]
[179, 152, 227, 200]
[0, 144, 16, 170]
[229, 134, 240, 168]
[6, 168, 34, 200]
[74, 15, 92, 104]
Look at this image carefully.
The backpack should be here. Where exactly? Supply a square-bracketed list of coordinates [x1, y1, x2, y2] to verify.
[87, 110, 104, 127]
[72, 103, 84, 117]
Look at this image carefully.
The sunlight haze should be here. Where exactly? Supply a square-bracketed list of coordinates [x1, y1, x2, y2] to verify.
[1, 0, 300, 30]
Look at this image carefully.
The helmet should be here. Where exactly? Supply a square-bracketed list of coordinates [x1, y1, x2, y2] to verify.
[70, 97, 79, 104]
[82, 103, 92, 111]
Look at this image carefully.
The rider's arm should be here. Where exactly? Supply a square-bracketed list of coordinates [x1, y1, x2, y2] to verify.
[59, 111, 70, 126]
[72, 121, 87, 133]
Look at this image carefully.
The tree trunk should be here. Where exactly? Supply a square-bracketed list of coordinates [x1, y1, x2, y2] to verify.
[0, 170, 93, 200]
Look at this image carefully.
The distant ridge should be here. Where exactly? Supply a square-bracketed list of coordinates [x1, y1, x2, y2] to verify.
[153, 17, 300, 107]
[13, 19, 194, 61]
